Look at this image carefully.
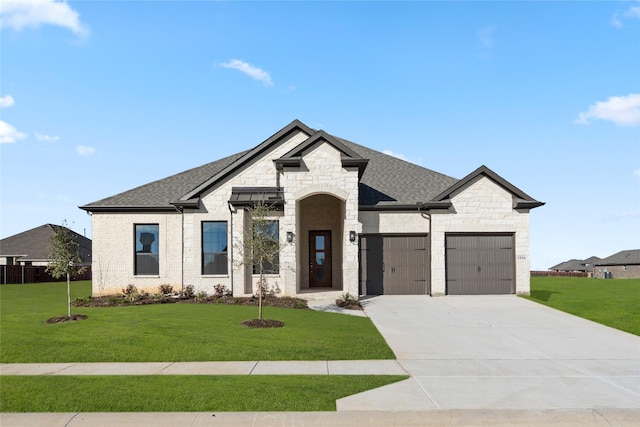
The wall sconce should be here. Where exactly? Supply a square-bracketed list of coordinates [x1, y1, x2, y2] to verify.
[349, 231, 357, 243]
[286, 231, 294, 243]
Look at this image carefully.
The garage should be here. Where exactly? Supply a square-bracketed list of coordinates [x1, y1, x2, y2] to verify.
[445, 234, 515, 295]
[359, 234, 429, 295]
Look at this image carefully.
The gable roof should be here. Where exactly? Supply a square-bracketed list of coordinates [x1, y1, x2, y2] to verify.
[0, 224, 92, 263]
[430, 165, 544, 210]
[594, 249, 640, 266]
[80, 119, 542, 212]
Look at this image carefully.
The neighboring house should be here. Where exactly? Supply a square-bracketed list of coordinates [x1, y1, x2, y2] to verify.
[549, 256, 601, 274]
[0, 224, 92, 266]
[80, 119, 544, 297]
[593, 250, 640, 279]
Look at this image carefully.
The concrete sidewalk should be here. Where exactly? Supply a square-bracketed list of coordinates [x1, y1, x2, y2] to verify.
[0, 360, 407, 376]
[2, 409, 640, 426]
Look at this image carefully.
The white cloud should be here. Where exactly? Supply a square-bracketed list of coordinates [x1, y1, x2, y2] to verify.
[0, 95, 15, 108]
[0, 0, 89, 36]
[611, 2, 640, 28]
[35, 132, 60, 142]
[220, 59, 274, 86]
[575, 93, 640, 126]
[634, 169, 640, 177]
[0, 120, 27, 143]
[76, 145, 96, 156]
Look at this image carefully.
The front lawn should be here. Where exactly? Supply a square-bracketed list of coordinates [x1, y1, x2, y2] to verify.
[0, 282, 395, 362]
[0, 375, 407, 412]
[522, 276, 640, 336]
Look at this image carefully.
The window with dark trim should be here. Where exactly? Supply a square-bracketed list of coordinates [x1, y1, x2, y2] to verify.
[253, 220, 279, 274]
[202, 221, 228, 275]
[135, 224, 159, 275]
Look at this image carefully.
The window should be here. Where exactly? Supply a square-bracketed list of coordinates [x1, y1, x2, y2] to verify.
[253, 220, 279, 274]
[135, 224, 159, 275]
[202, 222, 228, 275]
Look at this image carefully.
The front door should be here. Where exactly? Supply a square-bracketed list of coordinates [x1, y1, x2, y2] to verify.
[310, 231, 332, 288]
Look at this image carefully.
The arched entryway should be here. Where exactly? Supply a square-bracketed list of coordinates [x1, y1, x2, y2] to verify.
[296, 194, 345, 291]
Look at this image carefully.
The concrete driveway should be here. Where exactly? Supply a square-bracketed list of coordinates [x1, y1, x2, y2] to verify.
[337, 295, 640, 411]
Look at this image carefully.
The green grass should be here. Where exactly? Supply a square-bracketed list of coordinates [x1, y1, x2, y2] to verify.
[522, 276, 640, 335]
[0, 375, 408, 412]
[0, 282, 395, 362]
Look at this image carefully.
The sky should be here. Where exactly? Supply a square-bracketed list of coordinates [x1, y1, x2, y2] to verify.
[1, 0, 639, 270]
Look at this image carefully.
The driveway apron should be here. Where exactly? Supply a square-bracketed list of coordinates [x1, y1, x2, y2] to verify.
[337, 295, 640, 411]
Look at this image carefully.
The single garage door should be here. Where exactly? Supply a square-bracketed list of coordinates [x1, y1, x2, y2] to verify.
[360, 234, 429, 295]
[446, 234, 515, 295]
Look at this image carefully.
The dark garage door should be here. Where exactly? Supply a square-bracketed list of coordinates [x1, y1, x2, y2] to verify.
[360, 235, 429, 295]
[446, 234, 515, 295]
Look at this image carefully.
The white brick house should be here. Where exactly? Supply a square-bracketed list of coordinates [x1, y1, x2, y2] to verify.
[81, 120, 543, 298]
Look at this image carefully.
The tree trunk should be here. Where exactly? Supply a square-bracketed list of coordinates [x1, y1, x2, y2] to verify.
[66, 272, 71, 317]
[258, 268, 263, 320]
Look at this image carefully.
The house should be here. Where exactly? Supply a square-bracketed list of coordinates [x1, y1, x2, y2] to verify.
[549, 256, 601, 274]
[80, 120, 544, 297]
[593, 250, 640, 279]
[0, 224, 92, 266]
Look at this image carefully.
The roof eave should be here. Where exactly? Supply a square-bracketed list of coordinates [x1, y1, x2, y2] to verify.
[79, 205, 178, 213]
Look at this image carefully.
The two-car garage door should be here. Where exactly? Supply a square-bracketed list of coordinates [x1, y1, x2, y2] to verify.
[359, 233, 515, 295]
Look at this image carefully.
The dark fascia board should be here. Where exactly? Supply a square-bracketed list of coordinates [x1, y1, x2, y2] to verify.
[273, 157, 302, 168]
[79, 205, 178, 213]
[432, 165, 544, 209]
[359, 204, 425, 212]
[279, 130, 364, 160]
[178, 119, 314, 202]
[170, 198, 200, 209]
[420, 201, 454, 210]
[513, 198, 545, 210]
[277, 131, 369, 177]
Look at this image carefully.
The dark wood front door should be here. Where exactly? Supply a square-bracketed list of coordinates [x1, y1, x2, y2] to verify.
[310, 231, 332, 288]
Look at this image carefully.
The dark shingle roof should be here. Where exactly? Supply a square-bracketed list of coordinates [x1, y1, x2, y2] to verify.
[80, 151, 248, 210]
[595, 250, 640, 266]
[549, 256, 601, 272]
[336, 137, 458, 206]
[80, 120, 540, 212]
[0, 224, 92, 263]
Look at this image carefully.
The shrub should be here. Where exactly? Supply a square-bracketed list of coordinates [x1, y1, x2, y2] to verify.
[214, 284, 232, 298]
[182, 285, 195, 299]
[195, 290, 208, 301]
[122, 284, 140, 302]
[158, 284, 174, 295]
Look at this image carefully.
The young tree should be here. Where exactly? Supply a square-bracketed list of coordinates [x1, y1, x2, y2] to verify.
[46, 222, 87, 317]
[241, 201, 280, 321]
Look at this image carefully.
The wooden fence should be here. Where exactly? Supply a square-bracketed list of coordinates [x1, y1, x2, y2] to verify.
[530, 270, 589, 278]
[0, 265, 92, 284]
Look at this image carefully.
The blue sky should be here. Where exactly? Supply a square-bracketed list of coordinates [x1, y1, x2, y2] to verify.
[1, 0, 639, 270]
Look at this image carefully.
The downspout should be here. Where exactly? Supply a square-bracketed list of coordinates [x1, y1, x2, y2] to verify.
[173, 205, 185, 293]
[419, 202, 432, 296]
[227, 201, 237, 294]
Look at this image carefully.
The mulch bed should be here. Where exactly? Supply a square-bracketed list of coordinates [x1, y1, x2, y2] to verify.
[73, 295, 309, 310]
[240, 319, 285, 328]
[336, 299, 363, 311]
[46, 314, 88, 324]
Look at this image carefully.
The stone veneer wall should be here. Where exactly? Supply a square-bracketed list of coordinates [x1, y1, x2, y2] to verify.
[91, 212, 183, 296]
[430, 176, 531, 296]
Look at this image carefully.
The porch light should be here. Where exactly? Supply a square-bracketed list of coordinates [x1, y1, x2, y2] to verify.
[349, 231, 357, 243]
[286, 231, 294, 243]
